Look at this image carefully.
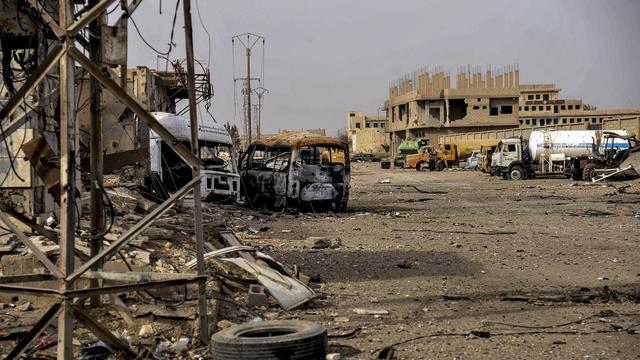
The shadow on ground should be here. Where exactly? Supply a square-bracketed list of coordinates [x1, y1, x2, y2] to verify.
[273, 249, 482, 282]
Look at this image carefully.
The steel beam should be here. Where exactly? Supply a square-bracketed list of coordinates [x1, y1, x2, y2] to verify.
[0, 211, 63, 278]
[57, 0, 77, 357]
[72, 306, 136, 358]
[81, 271, 200, 282]
[66, 0, 118, 36]
[67, 46, 202, 168]
[66, 276, 205, 297]
[182, 0, 208, 344]
[0, 274, 54, 285]
[5, 303, 62, 360]
[0, 284, 61, 297]
[66, 176, 200, 282]
[0, 45, 64, 125]
[23, 0, 65, 39]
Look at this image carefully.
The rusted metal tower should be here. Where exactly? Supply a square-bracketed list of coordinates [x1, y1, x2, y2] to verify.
[0, 1, 210, 357]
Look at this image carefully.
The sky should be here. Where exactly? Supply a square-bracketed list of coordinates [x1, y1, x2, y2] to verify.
[123, 0, 640, 136]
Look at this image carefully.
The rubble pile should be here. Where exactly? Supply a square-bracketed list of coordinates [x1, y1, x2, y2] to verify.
[0, 185, 326, 358]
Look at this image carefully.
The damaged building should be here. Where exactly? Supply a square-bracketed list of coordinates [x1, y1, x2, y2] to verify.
[382, 65, 640, 156]
[346, 111, 388, 154]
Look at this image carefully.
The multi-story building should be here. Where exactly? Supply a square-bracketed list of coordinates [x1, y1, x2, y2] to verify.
[346, 111, 388, 154]
[382, 66, 521, 153]
[382, 65, 640, 156]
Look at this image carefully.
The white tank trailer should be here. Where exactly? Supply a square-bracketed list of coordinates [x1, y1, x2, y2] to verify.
[527, 130, 631, 162]
[492, 129, 632, 180]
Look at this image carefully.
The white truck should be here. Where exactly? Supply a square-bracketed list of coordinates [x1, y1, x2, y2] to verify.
[150, 112, 240, 202]
[491, 130, 631, 180]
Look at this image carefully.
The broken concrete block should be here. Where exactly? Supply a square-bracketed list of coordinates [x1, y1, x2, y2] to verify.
[247, 284, 269, 308]
[15, 302, 33, 311]
[107, 189, 138, 212]
[138, 324, 155, 337]
[142, 227, 173, 240]
[217, 320, 234, 330]
[305, 236, 341, 249]
[128, 250, 152, 265]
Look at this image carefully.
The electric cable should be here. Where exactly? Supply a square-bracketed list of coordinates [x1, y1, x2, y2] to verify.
[129, 17, 172, 56]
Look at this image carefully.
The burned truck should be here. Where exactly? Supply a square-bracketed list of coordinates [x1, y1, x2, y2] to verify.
[149, 112, 240, 202]
[239, 132, 350, 211]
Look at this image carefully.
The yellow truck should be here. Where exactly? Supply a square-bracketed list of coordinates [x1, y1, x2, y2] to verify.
[434, 139, 499, 171]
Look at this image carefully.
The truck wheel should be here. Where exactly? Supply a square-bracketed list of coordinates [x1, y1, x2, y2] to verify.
[211, 320, 327, 360]
[509, 165, 525, 181]
[435, 160, 445, 171]
[416, 162, 425, 171]
[582, 164, 596, 182]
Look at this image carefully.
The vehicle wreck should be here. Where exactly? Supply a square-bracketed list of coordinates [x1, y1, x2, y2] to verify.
[150, 112, 240, 202]
[239, 131, 350, 210]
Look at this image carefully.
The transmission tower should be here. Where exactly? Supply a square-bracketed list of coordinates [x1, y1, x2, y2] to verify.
[252, 86, 269, 140]
[232, 33, 265, 147]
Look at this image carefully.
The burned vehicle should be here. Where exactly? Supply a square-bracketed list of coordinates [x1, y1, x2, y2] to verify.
[149, 112, 240, 202]
[239, 132, 350, 211]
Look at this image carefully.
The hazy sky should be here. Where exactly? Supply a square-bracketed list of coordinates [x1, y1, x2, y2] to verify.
[125, 0, 640, 136]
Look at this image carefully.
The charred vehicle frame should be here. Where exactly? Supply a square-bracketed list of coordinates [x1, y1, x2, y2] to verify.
[239, 132, 350, 211]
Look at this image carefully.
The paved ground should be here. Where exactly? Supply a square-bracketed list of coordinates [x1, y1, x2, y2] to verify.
[263, 163, 640, 359]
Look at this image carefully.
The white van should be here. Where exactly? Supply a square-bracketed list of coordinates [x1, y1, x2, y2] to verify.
[150, 112, 239, 202]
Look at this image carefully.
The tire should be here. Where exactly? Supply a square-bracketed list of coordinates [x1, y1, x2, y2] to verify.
[582, 163, 596, 182]
[416, 162, 427, 171]
[435, 160, 445, 171]
[509, 165, 525, 181]
[211, 320, 327, 360]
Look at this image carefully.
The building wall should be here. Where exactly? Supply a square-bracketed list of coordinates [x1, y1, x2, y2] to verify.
[383, 65, 640, 157]
[347, 111, 388, 154]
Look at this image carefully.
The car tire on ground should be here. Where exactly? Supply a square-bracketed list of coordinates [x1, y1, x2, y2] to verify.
[435, 160, 445, 171]
[211, 320, 328, 360]
[509, 165, 525, 181]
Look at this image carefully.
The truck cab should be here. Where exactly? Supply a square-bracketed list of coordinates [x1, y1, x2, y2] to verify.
[393, 138, 428, 167]
[404, 145, 436, 171]
[491, 137, 530, 180]
[150, 112, 240, 202]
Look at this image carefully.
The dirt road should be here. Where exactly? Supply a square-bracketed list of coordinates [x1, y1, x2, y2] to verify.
[260, 163, 640, 359]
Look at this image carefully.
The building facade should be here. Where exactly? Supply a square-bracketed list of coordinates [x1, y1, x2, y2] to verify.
[346, 111, 388, 154]
[382, 65, 640, 155]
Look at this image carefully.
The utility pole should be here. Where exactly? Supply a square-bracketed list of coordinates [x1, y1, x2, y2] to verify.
[252, 86, 269, 140]
[183, 0, 208, 344]
[232, 33, 264, 147]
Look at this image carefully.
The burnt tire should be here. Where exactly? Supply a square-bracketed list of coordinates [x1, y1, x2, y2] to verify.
[435, 160, 445, 171]
[509, 165, 525, 181]
[211, 320, 327, 360]
[582, 163, 596, 182]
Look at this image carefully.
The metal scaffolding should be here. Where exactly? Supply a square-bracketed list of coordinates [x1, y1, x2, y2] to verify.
[0, 1, 209, 358]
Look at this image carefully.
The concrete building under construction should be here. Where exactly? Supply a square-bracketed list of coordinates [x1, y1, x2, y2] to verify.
[382, 65, 640, 155]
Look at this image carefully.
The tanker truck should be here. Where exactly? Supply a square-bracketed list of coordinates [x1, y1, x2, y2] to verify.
[491, 130, 631, 180]
[434, 139, 499, 171]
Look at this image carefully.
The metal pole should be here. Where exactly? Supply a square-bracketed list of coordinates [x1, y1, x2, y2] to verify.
[89, 0, 105, 308]
[246, 46, 252, 146]
[58, 0, 77, 356]
[182, 0, 209, 344]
